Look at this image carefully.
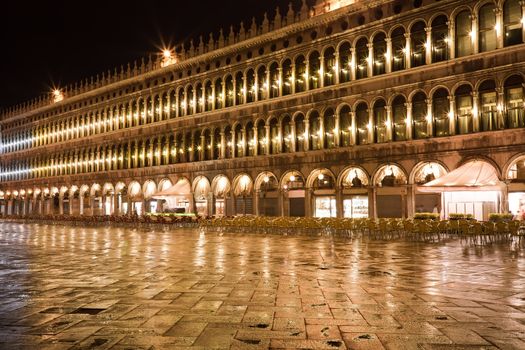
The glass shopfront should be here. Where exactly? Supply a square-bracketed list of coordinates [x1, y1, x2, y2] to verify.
[343, 195, 369, 218]
[314, 196, 337, 218]
[509, 192, 525, 220]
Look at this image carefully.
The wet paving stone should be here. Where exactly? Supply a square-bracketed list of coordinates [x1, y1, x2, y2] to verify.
[1, 223, 525, 349]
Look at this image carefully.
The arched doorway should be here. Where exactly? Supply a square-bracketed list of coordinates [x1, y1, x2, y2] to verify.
[339, 167, 370, 218]
[307, 169, 337, 218]
[211, 175, 231, 216]
[255, 172, 279, 216]
[280, 171, 305, 217]
[411, 161, 448, 216]
[193, 176, 211, 217]
[373, 164, 408, 218]
[232, 174, 254, 215]
[506, 155, 525, 219]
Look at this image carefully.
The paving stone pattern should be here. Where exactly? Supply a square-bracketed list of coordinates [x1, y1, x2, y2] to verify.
[0, 223, 525, 349]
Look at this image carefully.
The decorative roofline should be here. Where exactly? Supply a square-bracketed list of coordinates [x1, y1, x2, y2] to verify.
[0, 0, 384, 120]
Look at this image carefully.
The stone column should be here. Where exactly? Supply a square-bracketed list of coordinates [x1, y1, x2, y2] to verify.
[367, 43, 373, 77]
[334, 52, 340, 85]
[335, 186, 343, 218]
[385, 105, 393, 142]
[305, 59, 310, 91]
[265, 125, 270, 155]
[350, 48, 356, 80]
[471, 14, 479, 54]
[472, 91, 480, 132]
[522, 1, 525, 44]
[220, 131, 226, 159]
[449, 95, 456, 135]
[231, 129, 236, 159]
[404, 33, 411, 69]
[368, 107, 374, 144]
[448, 19, 455, 59]
[304, 119, 310, 151]
[406, 102, 413, 140]
[385, 38, 392, 73]
[241, 128, 247, 157]
[350, 111, 357, 145]
[495, 6, 503, 49]
[426, 98, 433, 137]
[425, 26, 432, 65]
[319, 55, 325, 88]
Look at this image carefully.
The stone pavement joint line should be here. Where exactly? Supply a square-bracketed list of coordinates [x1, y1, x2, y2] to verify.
[0, 223, 524, 349]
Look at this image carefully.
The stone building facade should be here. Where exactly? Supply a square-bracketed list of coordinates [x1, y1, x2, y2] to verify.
[1, 0, 525, 219]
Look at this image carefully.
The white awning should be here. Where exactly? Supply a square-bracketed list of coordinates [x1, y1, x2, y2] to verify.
[418, 161, 504, 193]
[152, 179, 191, 199]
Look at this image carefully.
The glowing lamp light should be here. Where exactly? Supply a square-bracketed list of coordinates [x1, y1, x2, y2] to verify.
[290, 175, 296, 182]
[318, 173, 325, 181]
[52, 89, 64, 103]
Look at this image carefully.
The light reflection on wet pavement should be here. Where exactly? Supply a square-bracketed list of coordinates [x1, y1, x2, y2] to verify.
[1, 223, 525, 349]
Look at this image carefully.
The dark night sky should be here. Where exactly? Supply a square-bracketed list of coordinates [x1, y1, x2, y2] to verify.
[1, 0, 303, 110]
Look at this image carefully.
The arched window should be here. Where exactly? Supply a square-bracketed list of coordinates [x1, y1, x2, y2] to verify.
[323, 47, 336, 86]
[195, 83, 204, 113]
[412, 92, 428, 139]
[455, 10, 472, 57]
[392, 95, 407, 141]
[505, 75, 525, 128]
[245, 122, 255, 156]
[431, 15, 449, 62]
[432, 88, 450, 137]
[235, 72, 244, 105]
[355, 38, 368, 79]
[455, 85, 473, 134]
[225, 75, 234, 107]
[295, 113, 306, 152]
[411, 21, 426, 67]
[257, 66, 267, 100]
[204, 81, 213, 111]
[213, 128, 221, 159]
[215, 78, 223, 109]
[391, 27, 406, 71]
[178, 89, 186, 116]
[374, 99, 388, 143]
[169, 91, 177, 118]
[256, 120, 266, 155]
[309, 111, 321, 150]
[202, 130, 211, 161]
[224, 126, 232, 158]
[234, 124, 243, 157]
[373, 33, 387, 75]
[161, 93, 169, 119]
[269, 118, 279, 154]
[338, 42, 351, 83]
[479, 4, 497, 52]
[355, 102, 369, 145]
[309, 51, 321, 89]
[339, 105, 352, 147]
[184, 133, 192, 162]
[323, 108, 336, 148]
[187, 86, 195, 115]
[479, 80, 500, 131]
[294, 55, 306, 93]
[282, 116, 293, 153]
[504, 0, 523, 46]
[282, 59, 292, 96]
[269, 63, 280, 98]
[246, 69, 256, 103]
